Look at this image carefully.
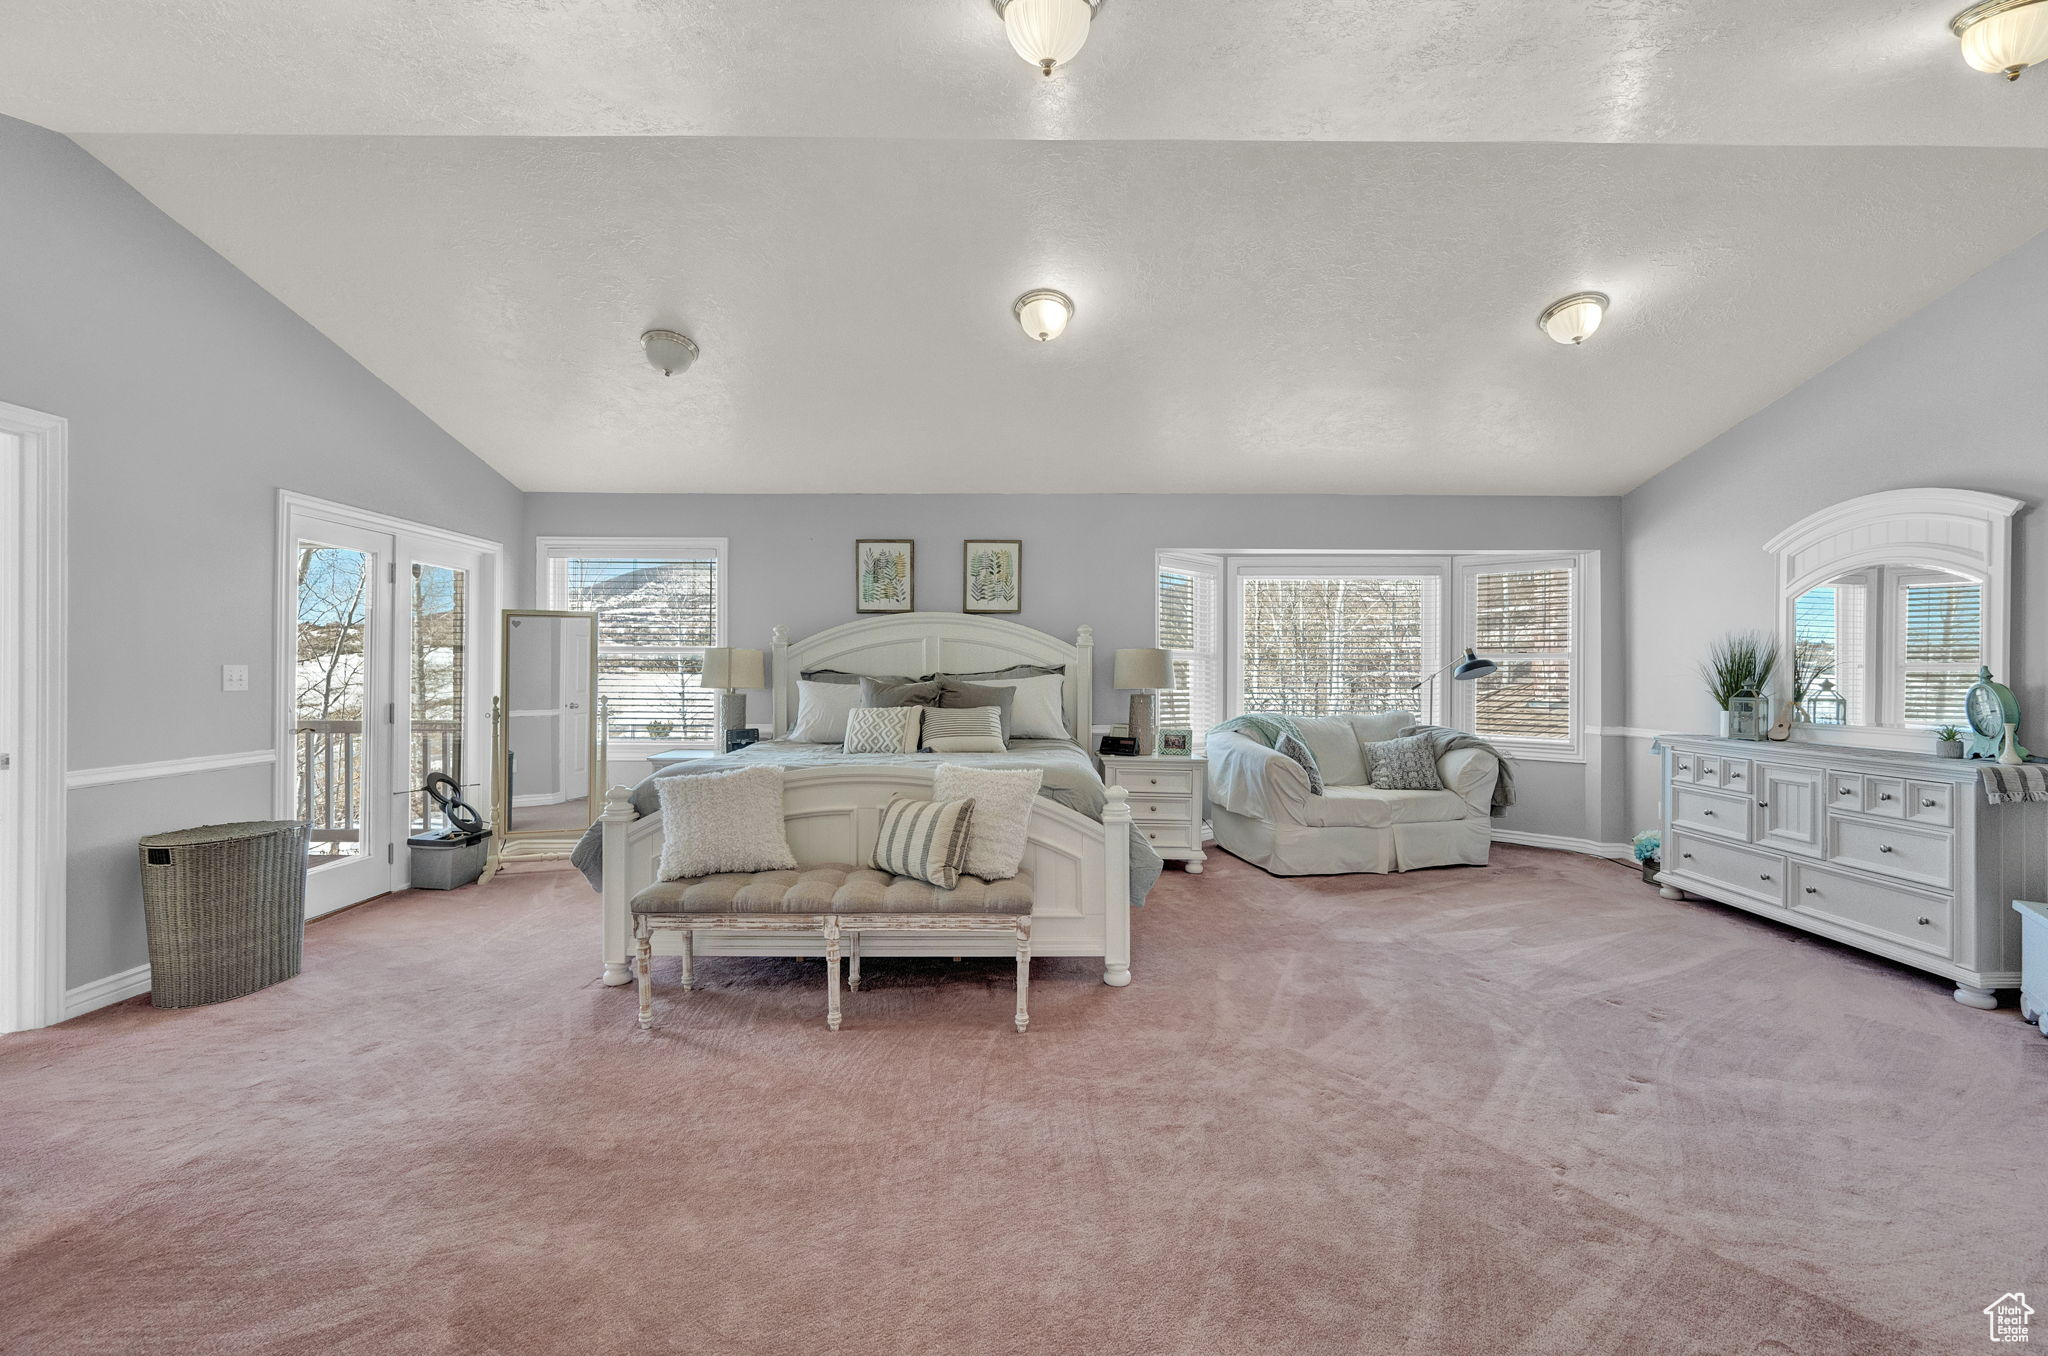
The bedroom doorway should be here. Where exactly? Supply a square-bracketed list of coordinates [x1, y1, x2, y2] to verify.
[279, 494, 500, 917]
[0, 401, 66, 1033]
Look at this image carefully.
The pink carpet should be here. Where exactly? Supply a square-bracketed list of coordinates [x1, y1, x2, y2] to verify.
[4, 846, 2044, 1354]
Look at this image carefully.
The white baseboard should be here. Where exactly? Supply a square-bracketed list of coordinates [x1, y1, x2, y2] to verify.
[1494, 830, 1634, 861]
[62, 963, 150, 1019]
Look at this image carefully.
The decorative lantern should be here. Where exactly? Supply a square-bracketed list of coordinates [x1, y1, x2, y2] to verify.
[1728, 686, 1770, 741]
[1807, 679, 1847, 726]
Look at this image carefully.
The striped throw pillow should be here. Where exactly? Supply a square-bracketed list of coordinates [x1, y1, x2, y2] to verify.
[844, 704, 921, 754]
[920, 705, 1004, 751]
[870, 796, 977, 889]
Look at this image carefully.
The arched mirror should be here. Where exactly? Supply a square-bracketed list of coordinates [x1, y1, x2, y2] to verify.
[1767, 489, 2020, 747]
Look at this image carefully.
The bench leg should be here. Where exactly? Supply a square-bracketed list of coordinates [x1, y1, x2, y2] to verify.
[824, 919, 843, 1032]
[847, 930, 862, 991]
[678, 925, 695, 991]
[635, 918, 654, 1031]
[1015, 918, 1031, 1034]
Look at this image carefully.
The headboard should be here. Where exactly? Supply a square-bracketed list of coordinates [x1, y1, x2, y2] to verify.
[770, 612, 1093, 741]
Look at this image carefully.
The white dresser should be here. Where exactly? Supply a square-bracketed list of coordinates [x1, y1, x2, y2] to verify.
[1101, 756, 1207, 873]
[1655, 735, 2048, 1008]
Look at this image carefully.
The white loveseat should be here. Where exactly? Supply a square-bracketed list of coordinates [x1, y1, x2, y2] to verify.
[1207, 712, 1500, 876]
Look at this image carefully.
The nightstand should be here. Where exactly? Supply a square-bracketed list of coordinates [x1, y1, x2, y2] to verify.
[1100, 755, 1207, 872]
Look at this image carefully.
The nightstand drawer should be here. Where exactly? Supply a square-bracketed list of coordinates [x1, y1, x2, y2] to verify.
[1136, 823, 1198, 851]
[1115, 767, 1196, 796]
[1128, 793, 1192, 821]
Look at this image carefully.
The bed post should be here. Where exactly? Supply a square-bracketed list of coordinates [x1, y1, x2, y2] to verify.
[600, 785, 637, 986]
[1101, 785, 1132, 987]
[1074, 624, 1094, 745]
[771, 625, 791, 737]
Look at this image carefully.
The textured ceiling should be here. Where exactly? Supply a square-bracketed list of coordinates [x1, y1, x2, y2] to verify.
[8, 0, 2048, 145]
[73, 135, 2048, 495]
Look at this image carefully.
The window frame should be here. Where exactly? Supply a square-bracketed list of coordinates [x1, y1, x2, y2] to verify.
[1885, 567, 1986, 730]
[1226, 555, 1451, 727]
[1156, 551, 1223, 746]
[1455, 554, 1582, 762]
[535, 536, 728, 754]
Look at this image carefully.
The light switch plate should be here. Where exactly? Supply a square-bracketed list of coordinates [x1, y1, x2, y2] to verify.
[222, 664, 250, 692]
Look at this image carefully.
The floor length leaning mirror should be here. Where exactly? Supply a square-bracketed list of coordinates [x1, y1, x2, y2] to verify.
[488, 610, 600, 875]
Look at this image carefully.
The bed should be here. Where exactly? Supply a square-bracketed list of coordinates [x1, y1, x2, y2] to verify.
[586, 612, 1160, 990]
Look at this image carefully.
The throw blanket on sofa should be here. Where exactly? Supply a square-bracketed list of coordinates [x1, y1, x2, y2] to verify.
[1402, 725, 1516, 816]
[1209, 714, 1324, 793]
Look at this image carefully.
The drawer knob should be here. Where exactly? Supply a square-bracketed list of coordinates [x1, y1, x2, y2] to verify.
[1879, 793, 1893, 802]
[1146, 832, 1157, 840]
[1677, 763, 1689, 771]
[1804, 886, 1819, 895]
[1702, 809, 1715, 817]
[1681, 852, 1693, 859]
[1922, 799, 1938, 808]
[1731, 771, 1743, 780]
[1917, 916, 1932, 926]
[1148, 778, 1158, 785]
[1759, 873, 1772, 881]
[1879, 844, 1894, 853]
[1839, 787, 1854, 795]
[1757, 800, 1768, 808]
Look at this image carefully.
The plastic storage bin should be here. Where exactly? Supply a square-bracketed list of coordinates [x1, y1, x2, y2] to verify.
[408, 829, 489, 890]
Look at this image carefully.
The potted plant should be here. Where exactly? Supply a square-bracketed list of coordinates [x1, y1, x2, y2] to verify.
[644, 719, 675, 740]
[1935, 725, 1964, 758]
[1632, 831, 1662, 886]
[1700, 632, 1778, 738]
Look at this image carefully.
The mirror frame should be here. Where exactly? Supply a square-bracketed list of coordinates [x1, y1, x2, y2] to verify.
[491, 609, 602, 861]
[1765, 488, 2021, 751]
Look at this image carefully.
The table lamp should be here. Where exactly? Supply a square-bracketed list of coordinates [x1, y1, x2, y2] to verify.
[702, 647, 766, 739]
[1114, 648, 1172, 756]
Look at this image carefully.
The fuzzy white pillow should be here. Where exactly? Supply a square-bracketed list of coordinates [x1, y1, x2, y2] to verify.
[966, 674, 1068, 741]
[844, 704, 921, 754]
[655, 766, 798, 881]
[933, 765, 1043, 880]
[789, 679, 863, 743]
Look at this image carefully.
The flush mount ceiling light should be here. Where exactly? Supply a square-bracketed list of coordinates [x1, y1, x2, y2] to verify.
[1014, 289, 1074, 341]
[640, 329, 699, 377]
[992, 0, 1098, 77]
[1537, 292, 1609, 346]
[1952, 0, 2048, 80]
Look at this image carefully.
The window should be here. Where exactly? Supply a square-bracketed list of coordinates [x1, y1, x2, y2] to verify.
[538, 538, 726, 748]
[1793, 578, 1868, 725]
[1236, 569, 1442, 722]
[1156, 552, 1221, 737]
[1895, 573, 1982, 727]
[1463, 560, 1576, 750]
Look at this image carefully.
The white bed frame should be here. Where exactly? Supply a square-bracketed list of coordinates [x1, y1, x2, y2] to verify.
[600, 612, 1134, 988]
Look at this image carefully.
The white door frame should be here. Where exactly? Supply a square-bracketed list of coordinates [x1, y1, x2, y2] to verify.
[1, 401, 68, 1034]
[276, 492, 502, 916]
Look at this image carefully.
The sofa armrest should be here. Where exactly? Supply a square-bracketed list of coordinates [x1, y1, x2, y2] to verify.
[1206, 730, 1313, 825]
[1438, 748, 1499, 818]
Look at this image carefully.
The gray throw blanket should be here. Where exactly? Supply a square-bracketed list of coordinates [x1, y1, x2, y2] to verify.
[1402, 725, 1517, 816]
[1979, 763, 2048, 804]
[1209, 713, 1325, 793]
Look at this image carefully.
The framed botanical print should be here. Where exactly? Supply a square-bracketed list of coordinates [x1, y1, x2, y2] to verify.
[855, 539, 914, 613]
[963, 539, 1022, 614]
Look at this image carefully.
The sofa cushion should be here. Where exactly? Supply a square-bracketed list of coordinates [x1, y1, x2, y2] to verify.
[1304, 786, 1471, 829]
[1345, 711, 1416, 746]
[1291, 715, 1369, 787]
[630, 863, 1033, 916]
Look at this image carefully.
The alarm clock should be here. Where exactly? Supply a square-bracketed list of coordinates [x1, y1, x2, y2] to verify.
[1963, 666, 2027, 762]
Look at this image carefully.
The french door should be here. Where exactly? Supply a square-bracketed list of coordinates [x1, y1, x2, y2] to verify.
[282, 496, 496, 917]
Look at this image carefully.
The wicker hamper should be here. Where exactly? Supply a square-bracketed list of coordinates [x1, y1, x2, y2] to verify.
[137, 820, 308, 1008]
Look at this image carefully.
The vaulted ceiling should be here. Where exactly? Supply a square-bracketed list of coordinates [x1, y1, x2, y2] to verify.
[9, 2, 2048, 494]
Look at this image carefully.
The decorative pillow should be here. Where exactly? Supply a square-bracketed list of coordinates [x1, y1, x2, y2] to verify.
[1365, 734, 1444, 791]
[965, 673, 1068, 741]
[844, 705, 922, 754]
[802, 669, 926, 687]
[944, 664, 1064, 682]
[655, 766, 798, 881]
[925, 736, 1007, 753]
[1275, 732, 1326, 795]
[1292, 715, 1368, 787]
[937, 679, 1015, 740]
[861, 676, 942, 708]
[920, 705, 1004, 750]
[933, 766, 1042, 880]
[789, 680, 863, 743]
[870, 796, 976, 889]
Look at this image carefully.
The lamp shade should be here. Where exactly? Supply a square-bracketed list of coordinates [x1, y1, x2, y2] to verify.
[1452, 649, 1499, 681]
[1954, 0, 2048, 78]
[1002, 0, 1094, 76]
[702, 647, 766, 691]
[1538, 292, 1608, 345]
[1113, 648, 1172, 690]
[1015, 289, 1073, 342]
[641, 329, 699, 376]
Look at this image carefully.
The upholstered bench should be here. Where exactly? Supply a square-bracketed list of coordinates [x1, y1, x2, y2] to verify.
[630, 864, 1034, 1032]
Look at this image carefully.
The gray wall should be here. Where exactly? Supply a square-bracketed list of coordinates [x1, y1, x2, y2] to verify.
[1621, 227, 2048, 832]
[0, 118, 524, 988]
[525, 492, 1630, 845]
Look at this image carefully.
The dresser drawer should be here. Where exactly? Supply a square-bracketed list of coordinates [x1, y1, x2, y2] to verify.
[1827, 771, 1862, 809]
[1668, 831, 1785, 907]
[1906, 780, 1954, 828]
[1715, 758, 1751, 792]
[1672, 786, 1750, 841]
[1136, 823, 1198, 851]
[1861, 775, 1907, 819]
[1115, 767, 1196, 796]
[1791, 862, 1952, 957]
[1827, 816, 1952, 891]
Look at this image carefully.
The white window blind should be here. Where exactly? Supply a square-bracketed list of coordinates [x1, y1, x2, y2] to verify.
[1466, 563, 1574, 744]
[1897, 577, 1982, 727]
[1239, 574, 1440, 721]
[542, 542, 723, 746]
[1157, 553, 1221, 736]
[1794, 581, 1867, 724]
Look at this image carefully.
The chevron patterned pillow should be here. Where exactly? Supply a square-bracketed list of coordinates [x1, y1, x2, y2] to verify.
[870, 796, 977, 889]
[843, 704, 922, 754]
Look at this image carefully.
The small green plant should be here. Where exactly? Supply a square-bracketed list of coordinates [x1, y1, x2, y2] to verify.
[1700, 632, 1779, 711]
[644, 719, 675, 739]
[1632, 830, 1661, 864]
[1936, 725, 1962, 743]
